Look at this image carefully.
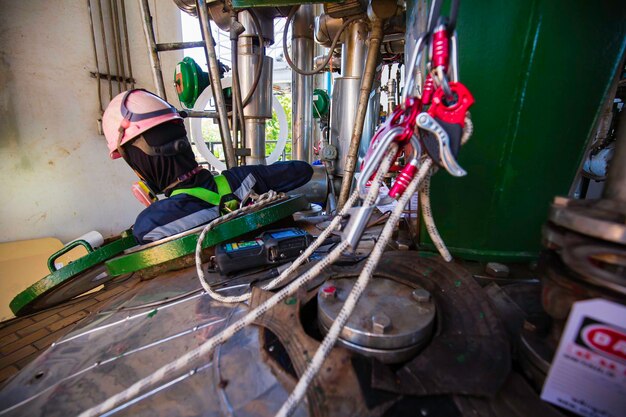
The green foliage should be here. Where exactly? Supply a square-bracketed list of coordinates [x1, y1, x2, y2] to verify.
[266, 93, 292, 160]
[198, 93, 293, 163]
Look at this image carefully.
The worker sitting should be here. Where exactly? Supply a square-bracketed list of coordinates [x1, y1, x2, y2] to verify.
[102, 89, 313, 244]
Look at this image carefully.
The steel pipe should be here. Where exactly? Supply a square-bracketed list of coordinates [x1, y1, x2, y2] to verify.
[604, 113, 626, 209]
[338, 20, 384, 208]
[86, 0, 102, 112]
[291, 5, 314, 162]
[139, 0, 167, 99]
[156, 41, 206, 51]
[331, 20, 368, 177]
[120, 0, 134, 88]
[196, 0, 237, 169]
[110, 0, 126, 90]
[239, 23, 273, 165]
[96, 0, 113, 100]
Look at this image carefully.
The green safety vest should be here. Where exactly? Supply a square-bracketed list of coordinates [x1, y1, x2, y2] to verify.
[170, 174, 239, 213]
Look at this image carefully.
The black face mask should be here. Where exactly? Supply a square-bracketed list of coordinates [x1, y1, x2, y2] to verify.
[123, 121, 198, 194]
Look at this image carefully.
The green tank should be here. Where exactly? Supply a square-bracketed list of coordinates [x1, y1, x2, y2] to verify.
[410, 0, 626, 261]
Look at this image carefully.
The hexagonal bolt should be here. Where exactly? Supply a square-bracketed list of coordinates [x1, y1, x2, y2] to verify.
[372, 313, 392, 334]
[412, 288, 431, 303]
[485, 262, 510, 278]
[320, 285, 337, 299]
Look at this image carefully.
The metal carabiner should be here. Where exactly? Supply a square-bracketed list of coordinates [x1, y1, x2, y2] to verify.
[388, 134, 422, 199]
[449, 30, 459, 83]
[402, 34, 428, 105]
[358, 126, 404, 198]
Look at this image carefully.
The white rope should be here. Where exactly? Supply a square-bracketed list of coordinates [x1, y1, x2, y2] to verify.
[78, 147, 398, 417]
[277, 116, 474, 416]
[419, 171, 453, 262]
[193, 190, 359, 303]
[276, 158, 434, 417]
[418, 115, 474, 262]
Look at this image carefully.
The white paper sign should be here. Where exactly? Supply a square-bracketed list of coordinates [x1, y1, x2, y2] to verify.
[541, 299, 626, 417]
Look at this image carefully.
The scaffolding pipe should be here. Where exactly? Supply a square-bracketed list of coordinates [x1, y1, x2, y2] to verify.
[139, 0, 167, 99]
[196, 0, 237, 169]
[337, 19, 384, 209]
[156, 41, 207, 51]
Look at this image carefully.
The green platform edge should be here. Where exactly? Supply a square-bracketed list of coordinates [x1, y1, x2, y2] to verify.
[9, 234, 138, 315]
[408, 0, 626, 261]
[105, 195, 308, 276]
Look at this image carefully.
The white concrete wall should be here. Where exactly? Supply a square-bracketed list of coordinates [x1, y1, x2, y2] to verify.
[0, 0, 183, 243]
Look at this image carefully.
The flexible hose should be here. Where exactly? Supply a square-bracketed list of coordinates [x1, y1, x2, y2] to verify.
[283, 6, 362, 76]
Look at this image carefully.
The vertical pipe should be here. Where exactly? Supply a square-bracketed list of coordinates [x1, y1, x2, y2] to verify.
[603, 115, 626, 209]
[238, 11, 273, 165]
[139, 0, 167, 99]
[87, 0, 103, 113]
[120, 0, 135, 88]
[291, 5, 314, 162]
[331, 20, 367, 176]
[97, 0, 113, 100]
[110, 0, 127, 91]
[108, 0, 123, 93]
[196, 0, 237, 169]
[337, 19, 384, 209]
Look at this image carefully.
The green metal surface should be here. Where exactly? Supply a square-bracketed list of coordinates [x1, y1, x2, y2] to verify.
[105, 196, 308, 276]
[47, 239, 93, 272]
[174, 56, 209, 108]
[313, 89, 330, 118]
[415, 0, 626, 261]
[10, 234, 137, 316]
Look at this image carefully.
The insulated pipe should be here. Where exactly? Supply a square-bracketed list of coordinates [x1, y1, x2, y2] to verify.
[337, 19, 384, 209]
[139, 0, 166, 99]
[238, 12, 273, 165]
[291, 5, 314, 162]
[196, 0, 237, 169]
[331, 20, 368, 176]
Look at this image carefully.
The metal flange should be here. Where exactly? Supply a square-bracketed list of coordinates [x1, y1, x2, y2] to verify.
[549, 197, 626, 245]
[105, 196, 308, 276]
[10, 234, 137, 316]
